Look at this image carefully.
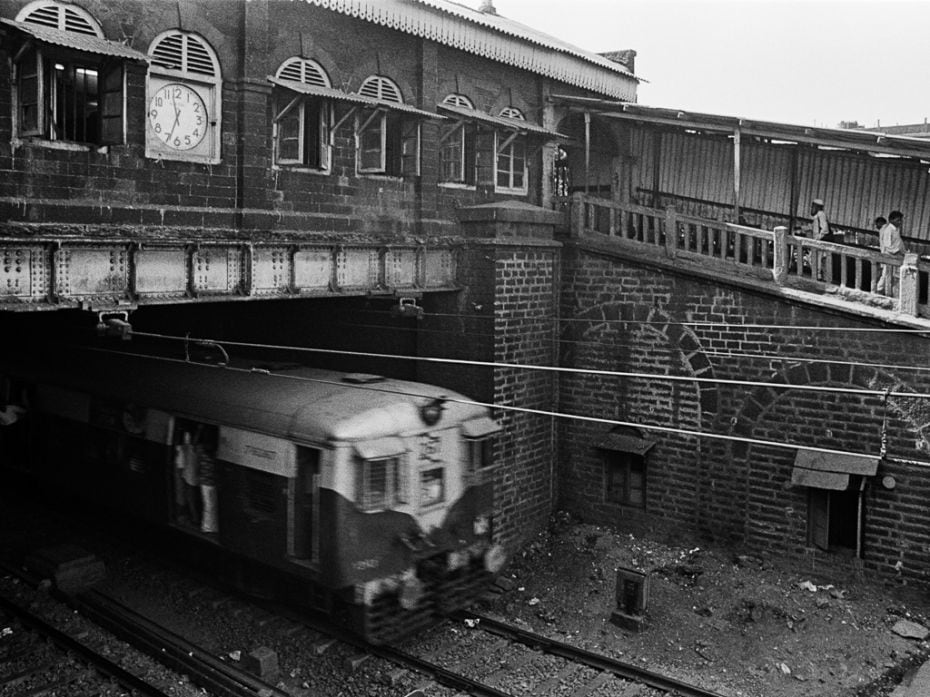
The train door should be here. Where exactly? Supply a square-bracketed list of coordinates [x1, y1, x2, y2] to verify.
[289, 446, 321, 563]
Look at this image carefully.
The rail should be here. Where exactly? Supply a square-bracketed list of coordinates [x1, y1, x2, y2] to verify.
[571, 193, 930, 319]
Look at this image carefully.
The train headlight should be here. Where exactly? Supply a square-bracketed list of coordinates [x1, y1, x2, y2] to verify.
[473, 514, 490, 536]
[484, 544, 506, 574]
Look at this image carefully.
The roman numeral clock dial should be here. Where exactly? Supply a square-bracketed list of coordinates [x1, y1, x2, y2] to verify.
[148, 82, 208, 151]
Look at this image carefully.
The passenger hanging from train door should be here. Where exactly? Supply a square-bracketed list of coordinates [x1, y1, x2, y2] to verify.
[197, 425, 219, 534]
[175, 429, 201, 527]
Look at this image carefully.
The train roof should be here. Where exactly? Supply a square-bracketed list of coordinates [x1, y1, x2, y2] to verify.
[2, 348, 490, 444]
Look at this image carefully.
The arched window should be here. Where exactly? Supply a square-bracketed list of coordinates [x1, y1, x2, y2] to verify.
[272, 58, 332, 170]
[146, 31, 222, 163]
[7, 1, 145, 145]
[355, 76, 418, 176]
[495, 107, 527, 193]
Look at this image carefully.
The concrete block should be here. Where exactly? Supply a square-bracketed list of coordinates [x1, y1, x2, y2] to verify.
[244, 646, 279, 681]
[24, 544, 106, 593]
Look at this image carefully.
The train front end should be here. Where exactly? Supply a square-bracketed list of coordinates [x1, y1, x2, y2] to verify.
[320, 392, 505, 644]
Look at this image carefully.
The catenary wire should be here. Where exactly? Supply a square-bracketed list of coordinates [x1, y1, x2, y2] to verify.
[330, 319, 930, 374]
[82, 345, 926, 468]
[130, 330, 930, 399]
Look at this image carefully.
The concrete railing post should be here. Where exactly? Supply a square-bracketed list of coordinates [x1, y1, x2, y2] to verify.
[664, 206, 678, 258]
[899, 252, 919, 315]
[772, 226, 789, 284]
[570, 192, 585, 239]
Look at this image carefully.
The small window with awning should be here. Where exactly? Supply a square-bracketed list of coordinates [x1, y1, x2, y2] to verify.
[790, 449, 878, 555]
[596, 427, 654, 508]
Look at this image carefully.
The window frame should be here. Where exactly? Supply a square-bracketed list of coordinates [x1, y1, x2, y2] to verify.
[272, 57, 333, 172]
[604, 450, 646, 508]
[10, 2, 128, 147]
[354, 75, 420, 178]
[494, 130, 528, 194]
[438, 94, 478, 187]
[357, 454, 407, 512]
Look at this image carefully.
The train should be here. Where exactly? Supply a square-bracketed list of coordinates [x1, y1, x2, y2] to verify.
[0, 346, 505, 643]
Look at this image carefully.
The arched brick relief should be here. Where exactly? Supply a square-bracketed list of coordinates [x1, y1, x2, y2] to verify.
[562, 301, 720, 426]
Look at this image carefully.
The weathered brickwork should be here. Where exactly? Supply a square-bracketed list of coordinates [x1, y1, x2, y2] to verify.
[492, 246, 559, 550]
[560, 244, 930, 587]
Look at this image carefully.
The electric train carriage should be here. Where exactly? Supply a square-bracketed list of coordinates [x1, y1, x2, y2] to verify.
[0, 348, 505, 643]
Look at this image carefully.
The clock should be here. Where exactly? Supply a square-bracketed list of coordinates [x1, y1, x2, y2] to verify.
[147, 82, 208, 151]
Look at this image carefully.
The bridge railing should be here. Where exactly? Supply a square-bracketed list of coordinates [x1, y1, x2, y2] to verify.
[571, 193, 930, 319]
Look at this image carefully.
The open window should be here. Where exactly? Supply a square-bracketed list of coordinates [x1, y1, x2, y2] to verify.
[791, 450, 878, 556]
[495, 107, 527, 193]
[3, 2, 147, 146]
[596, 426, 654, 508]
[271, 57, 331, 170]
[355, 437, 408, 511]
[438, 94, 477, 185]
[355, 75, 430, 177]
[462, 416, 500, 474]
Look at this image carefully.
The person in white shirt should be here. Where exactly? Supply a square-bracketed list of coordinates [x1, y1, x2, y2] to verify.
[878, 210, 906, 296]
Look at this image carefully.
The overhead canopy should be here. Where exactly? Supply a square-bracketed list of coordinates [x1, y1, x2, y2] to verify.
[595, 428, 655, 456]
[461, 416, 501, 439]
[551, 94, 930, 161]
[437, 102, 565, 139]
[0, 18, 148, 62]
[269, 76, 444, 120]
[790, 450, 879, 491]
[355, 436, 407, 461]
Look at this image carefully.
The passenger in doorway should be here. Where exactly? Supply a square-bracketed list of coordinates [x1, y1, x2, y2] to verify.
[175, 430, 200, 526]
[197, 427, 219, 534]
[878, 210, 907, 296]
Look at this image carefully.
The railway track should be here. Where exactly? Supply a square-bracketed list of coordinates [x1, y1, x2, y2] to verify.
[0, 560, 288, 697]
[0, 586, 170, 697]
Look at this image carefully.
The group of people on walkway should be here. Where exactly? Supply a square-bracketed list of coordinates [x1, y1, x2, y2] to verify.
[174, 423, 219, 534]
[806, 198, 908, 296]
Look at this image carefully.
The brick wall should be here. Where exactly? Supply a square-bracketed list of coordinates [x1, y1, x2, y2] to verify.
[560, 243, 930, 587]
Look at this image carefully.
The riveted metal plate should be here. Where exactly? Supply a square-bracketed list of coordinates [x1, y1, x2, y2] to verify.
[135, 248, 187, 297]
[193, 247, 242, 294]
[58, 247, 129, 298]
[252, 247, 291, 295]
[337, 248, 379, 289]
[1, 247, 47, 302]
[424, 248, 455, 287]
[384, 247, 418, 289]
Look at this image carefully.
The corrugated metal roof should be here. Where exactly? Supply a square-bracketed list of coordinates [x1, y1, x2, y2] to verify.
[438, 102, 565, 137]
[270, 75, 445, 119]
[303, 0, 639, 101]
[0, 18, 148, 61]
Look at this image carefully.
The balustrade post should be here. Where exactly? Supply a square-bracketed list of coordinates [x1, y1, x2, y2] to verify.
[570, 192, 585, 238]
[772, 226, 788, 284]
[664, 206, 678, 258]
[899, 252, 919, 315]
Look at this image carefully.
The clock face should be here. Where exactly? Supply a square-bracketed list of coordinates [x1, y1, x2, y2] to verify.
[148, 82, 208, 151]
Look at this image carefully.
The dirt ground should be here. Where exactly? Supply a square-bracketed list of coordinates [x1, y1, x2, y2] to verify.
[479, 512, 930, 697]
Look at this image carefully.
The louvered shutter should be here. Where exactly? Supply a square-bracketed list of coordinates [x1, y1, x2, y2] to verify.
[99, 62, 124, 144]
[17, 49, 42, 136]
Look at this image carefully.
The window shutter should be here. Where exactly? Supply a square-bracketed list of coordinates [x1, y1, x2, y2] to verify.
[475, 128, 495, 185]
[400, 120, 419, 176]
[17, 48, 42, 136]
[464, 125, 477, 185]
[99, 62, 124, 145]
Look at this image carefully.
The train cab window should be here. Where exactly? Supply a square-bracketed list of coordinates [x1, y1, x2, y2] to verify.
[419, 467, 445, 508]
[462, 417, 501, 473]
[358, 456, 404, 511]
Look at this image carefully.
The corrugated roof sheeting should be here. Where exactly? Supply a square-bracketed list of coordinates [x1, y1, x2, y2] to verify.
[304, 0, 638, 100]
[627, 125, 930, 241]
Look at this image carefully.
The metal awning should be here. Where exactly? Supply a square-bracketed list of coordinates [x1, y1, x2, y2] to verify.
[790, 450, 879, 491]
[462, 416, 501, 439]
[595, 430, 655, 456]
[355, 437, 407, 461]
[269, 76, 444, 120]
[0, 18, 148, 62]
[437, 102, 565, 138]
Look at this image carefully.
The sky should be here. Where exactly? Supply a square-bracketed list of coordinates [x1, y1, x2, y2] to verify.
[495, 0, 930, 130]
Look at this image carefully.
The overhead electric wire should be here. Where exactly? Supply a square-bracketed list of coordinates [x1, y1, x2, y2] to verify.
[331, 319, 930, 374]
[83, 345, 928, 468]
[353, 307, 930, 333]
[130, 330, 930, 400]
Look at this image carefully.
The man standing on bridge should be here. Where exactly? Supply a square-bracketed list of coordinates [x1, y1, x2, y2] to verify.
[878, 210, 906, 296]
